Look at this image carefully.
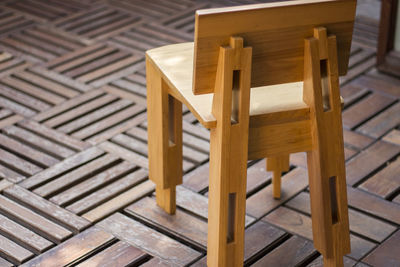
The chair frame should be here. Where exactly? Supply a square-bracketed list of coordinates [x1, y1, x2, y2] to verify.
[146, 1, 355, 266]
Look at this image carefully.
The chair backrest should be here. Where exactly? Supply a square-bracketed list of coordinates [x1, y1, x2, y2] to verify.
[192, 0, 357, 95]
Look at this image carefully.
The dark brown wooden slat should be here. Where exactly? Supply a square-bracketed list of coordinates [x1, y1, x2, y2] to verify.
[307, 255, 357, 267]
[65, 50, 130, 78]
[357, 102, 400, 138]
[82, 179, 154, 223]
[0, 147, 42, 177]
[343, 129, 374, 150]
[126, 197, 208, 248]
[262, 207, 376, 260]
[0, 256, 13, 267]
[1, 76, 65, 105]
[0, 38, 55, 61]
[18, 120, 90, 152]
[86, 111, 147, 145]
[19, 146, 104, 189]
[286, 192, 397, 243]
[0, 195, 72, 244]
[0, 133, 59, 167]
[0, 213, 53, 255]
[251, 236, 315, 267]
[244, 220, 285, 262]
[347, 186, 400, 225]
[72, 104, 145, 140]
[45, 94, 118, 128]
[96, 213, 202, 266]
[29, 67, 92, 93]
[50, 161, 136, 206]
[4, 185, 90, 233]
[354, 73, 400, 98]
[0, 95, 36, 117]
[66, 169, 148, 215]
[34, 89, 104, 122]
[246, 167, 308, 219]
[20, 227, 114, 267]
[0, 234, 33, 265]
[359, 157, 400, 198]
[342, 93, 395, 130]
[175, 186, 254, 226]
[383, 129, 400, 145]
[53, 46, 117, 73]
[0, 83, 50, 111]
[15, 71, 79, 99]
[57, 99, 132, 134]
[34, 153, 119, 197]
[76, 241, 148, 267]
[346, 141, 400, 186]
[363, 230, 400, 267]
[182, 161, 209, 192]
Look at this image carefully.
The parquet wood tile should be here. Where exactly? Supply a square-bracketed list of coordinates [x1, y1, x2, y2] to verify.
[0, 0, 396, 266]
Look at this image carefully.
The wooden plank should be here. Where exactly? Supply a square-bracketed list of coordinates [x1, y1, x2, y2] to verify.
[263, 207, 376, 260]
[286, 192, 397, 242]
[357, 102, 400, 138]
[383, 129, 400, 145]
[44, 93, 118, 128]
[4, 185, 90, 233]
[175, 186, 255, 226]
[76, 241, 148, 267]
[343, 129, 374, 150]
[66, 169, 148, 215]
[363, 230, 400, 267]
[307, 255, 357, 267]
[0, 213, 53, 255]
[3, 125, 74, 159]
[97, 213, 202, 266]
[0, 133, 59, 167]
[50, 161, 136, 206]
[82, 180, 154, 223]
[251, 236, 315, 267]
[20, 227, 114, 267]
[33, 153, 119, 198]
[19, 146, 104, 189]
[359, 157, 400, 198]
[33, 89, 104, 122]
[126, 197, 208, 248]
[246, 167, 308, 218]
[346, 186, 400, 225]
[72, 104, 145, 139]
[0, 147, 42, 177]
[244, 220, 285, 262]
[345, 141, 400, 185]
[18, 120, 90, 151]
[0, 195, 72, 244]
[0, 234, 33, 265]
[342, 93, 395, 129]
[57, 99, 132, 134]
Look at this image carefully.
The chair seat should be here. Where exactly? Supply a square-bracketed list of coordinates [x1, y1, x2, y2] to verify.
[147, 42, 310, 128]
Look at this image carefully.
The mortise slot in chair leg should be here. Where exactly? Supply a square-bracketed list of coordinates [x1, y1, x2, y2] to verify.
[231, 70, 240, 125]
[320, 59, 331, 112]
[227, 192, 236, 243]
[168, 94, 176, 145]
[329, 176, 339, 225]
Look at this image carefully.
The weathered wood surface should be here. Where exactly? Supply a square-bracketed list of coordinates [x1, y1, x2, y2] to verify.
[0, 0, 396, 266]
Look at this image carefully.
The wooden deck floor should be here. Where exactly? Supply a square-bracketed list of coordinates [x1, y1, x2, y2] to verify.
[0, 0, 397, 266]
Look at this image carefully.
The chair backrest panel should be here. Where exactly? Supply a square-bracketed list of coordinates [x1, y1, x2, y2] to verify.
[193, 0, 357, 95]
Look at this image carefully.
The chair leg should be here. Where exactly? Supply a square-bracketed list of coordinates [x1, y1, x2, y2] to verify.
[303, 29, 350, 266]
[207, 128, 247, 267]
[266, 155, 290, 199]
[146, 59, 182, 215]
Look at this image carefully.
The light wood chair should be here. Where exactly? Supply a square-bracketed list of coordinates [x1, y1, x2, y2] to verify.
[145, 0, 356, 266]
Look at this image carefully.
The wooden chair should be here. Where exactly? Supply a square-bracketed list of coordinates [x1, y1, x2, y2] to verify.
[145, 0, 356, 266]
